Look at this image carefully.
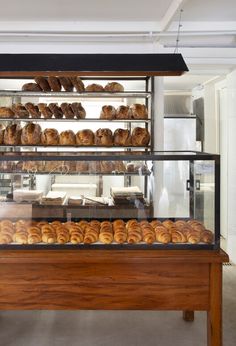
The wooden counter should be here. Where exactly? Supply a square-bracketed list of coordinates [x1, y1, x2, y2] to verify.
[0, 249, 228, 346]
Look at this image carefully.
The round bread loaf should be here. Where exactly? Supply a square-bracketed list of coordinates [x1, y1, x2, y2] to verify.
[34, 77, 51, 92]
[131, 127, 150, 146]
[0, 124, 5, 144]
[76, 129, 94, 146]
[21, 123, 42, 145]
[59, 130, 76, 145]
[128, 104, 148, 119]
[104, 82, 124, 92]
[114, 128, 131, 146]
[116, 105, 129, 119]
[4, 124, 22, 145]
[41, 128, 59, 145]
[100, 105, 116, 119]
[22, 83, 42, 91]
[85, 83, 104, 92]
[95, 128, 113, 146]
[0, 107, 15, 118]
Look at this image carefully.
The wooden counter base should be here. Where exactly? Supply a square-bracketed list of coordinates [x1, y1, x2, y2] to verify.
[0, 249, 228, 345]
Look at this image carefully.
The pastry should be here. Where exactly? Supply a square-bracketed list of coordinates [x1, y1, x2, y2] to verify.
[0, 124, 5, 144]
[131, 127, 150, 146]
[113, 128, 131, 146]
[142, 226, 155, 244]
[114, 161, 126, 173]
[75, 161, 89, 173]
[171, 230, 187, 243]
[48, 103, 63, 119]
[4, 124, 22, 145]
[41, 128, 59, 145]
[100, 161, 114, 173]
[21, 123, 42, 145]
[175, 220, 187, 229]
[99, 230, 113, 244]
[162, 220, 175, 229]
[84, 226, 99, 244]
[69, 225, 84, 244]
[201, 230, 214, 244]
[88, 161, 101, 173]
[186, 230, 201, 244]
[59, 130, 76, 145]
[114, 227, 127, 243]
[0, 107, 15, 118]
[100, 105, 116, 120]
[34, 77, 51, 92]
[113, 219, 125, 229]
[76, 129, 94, 146]
[38, 103, 53, 119]
[61, 103, 74, 119]
[104, 82, 124, 92]
[12, 103, 29, 118]
[28, 233, 41, 244]
[116, 105, 129, 119]
[70, 77, 85, 92]
[126, 219, 139, 229]
[155, 226, 171, 243]
[13, 230, 28, 245]
[85, 83, 104, 92]
[127, 226, 142, 244]
[90, 220, 101, 232]
[128, 104, 148, 119]
[25, 103, 41, 118]
[22, 83, 42, 91]
[56, 227, 70, 244]
[59, 77, 74, 92]
[95, 128, 113, 146]
[71, 102, 86, 119]
[48, 76, 61, 92]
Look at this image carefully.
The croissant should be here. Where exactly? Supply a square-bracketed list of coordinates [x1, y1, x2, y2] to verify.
[84, 226, 99, 244]
[113, 219, 125, 229]
[0, 233, 12, 244]
[37, 221, 49, 229]
[42, 232, 57, 244]
[57, 230, 70, 244]
[126, 219, 139, 229]
[100, 221, 112, 230]
[0, 219, 14, 229]
[127, 226, 142, 244]
[51, 221, 63, 229]
[114, 227, 127, 243]
[90, 220, 101, 232]
[99, 231, 113, 244]
[28, 233, 42, 244]
[77, 220, 89, 231]
[201, 230, 214, 244]
[155, 226, 171, 244]
[186, 230, 201, 244]
[70, 230, 84, 244]
[1, 226, 15, 237]
[13, 231, 28, 244]
[175, 220, 187, 228]
[150, 220, 162, 229]
[27, 226, 42, 236]
[162, 220, 175, 229]
[171, 230, 187, 243]
[142, 227, 155, 244]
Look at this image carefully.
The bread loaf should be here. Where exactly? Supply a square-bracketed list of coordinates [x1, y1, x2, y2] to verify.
[41, 128, 59, 145]
[131, 127, 150, 146]
[48, 103, 63, 119]
[59, 77, 74, 92]
[104, 82, 124, 92]
[71, 102, 86, 119]
[22, 83, 42, 91]
[25, 103, 41, 118]
[21, 123, 42, 145]
[128, 104, 148, 119]
[34, 77, 51, 92]
[61, 103, 74, 119]
[95, 128, 113, 146]
[59, 130, 76, 145]
[0, 107, 15, 118]
[38, 103, 53, 119]
[100, 105, 116, 119]
[70, 77, 85, 92]
[0, 124, 5, 144]
[76, 129, 94, 146]
[100, 161, 114, 173]
[4, 124, 22, 145]
[113, 128, 131, 146]
[85, 83, 104, 92]
[116, 105, 129, 119]
[48, 77, 61, 92]
[12, 103, 29, 118]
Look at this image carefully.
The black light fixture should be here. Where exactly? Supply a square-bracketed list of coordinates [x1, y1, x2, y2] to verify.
[0, 54, 188, 77]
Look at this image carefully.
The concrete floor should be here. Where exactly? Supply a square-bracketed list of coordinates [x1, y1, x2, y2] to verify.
[0, 266, 235, 346]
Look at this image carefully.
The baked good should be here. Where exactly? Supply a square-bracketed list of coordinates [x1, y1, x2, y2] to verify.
[69, 225, 84, 244]
[41, 128, 59, 145]
[100, 105, 116, 120]
[0, 107, 15, 118]
[28, 233, 41, 244]
[104, 82, 124, 92]
[171, 230, 187, 243]
[162, 220, 175, 229]
[56, 226, 70, 244]
[0, 124, 5, 144]
[114, 227, 127, 243]
[126, 219, 139, 229]
[88, 161, 101, 173]
[128, 104, 148, 119]
[70, 77, 85, 92]
[41, 224, 57, 244]
[175, 220, 187, 229]
[34, 77, 51, 92]
[22, 161, 44, 173]
[59, 77, 74, 92]
[100, 161, 114, 173]
[131, 127, 150, 146]
[25, 103, 41, 118]
[201, 230, 213, 244]
[116, 105, 129, 119]
[21, 123, 42, 145]
[61, 103, 74, 119]
[76, 129, 94, 146]
[142, 226, 155, 244]
[75, 161, 89, 173]
[59, 130, 76, 145]
[113, 219, 125, 229]
[4, 124, 22, 145]
[186, 230, 201, 244]
[127, 226, 142, 244]
[84, 226, 99, 244]
[99, 230, 113, 244]
[71, 102, 86, 119]
[12, 103, 29, 118]
[22, 83, 42, 91]
[95, 128, 113, 146]
[85, 83, 104, 92]
[48, 76, 61, 92]
[38, 103, 53, 119]
[114, 161, 126, 173]
[155, 225, 171, 243]
[113, 128, 131, 146]
[48, 103, 63, 119]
